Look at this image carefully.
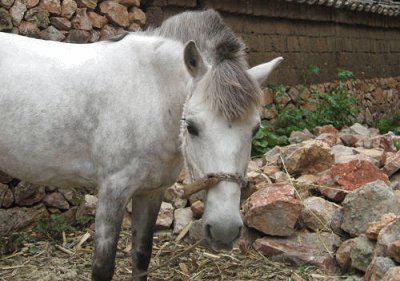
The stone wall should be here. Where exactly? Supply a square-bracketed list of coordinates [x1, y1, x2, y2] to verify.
[262, 76, 400, 125]
[143, 0, 400, 85]
[0, 0, 146, 43]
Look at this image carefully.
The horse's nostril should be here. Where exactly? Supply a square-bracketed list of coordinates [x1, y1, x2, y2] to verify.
[205, 224, 212, 239]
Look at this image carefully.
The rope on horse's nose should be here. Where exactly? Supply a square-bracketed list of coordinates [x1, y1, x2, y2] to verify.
[182, 173, 246, 198]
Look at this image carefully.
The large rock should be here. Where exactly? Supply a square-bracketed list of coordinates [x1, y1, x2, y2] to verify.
[387, 240, 400, 263]
[40, 25, 65, 41]
[128, 6, 145, 25]
[39, 0, 60, 15]
[301, 196, 339, 232]
[65, 29, 90, 43]
[382, 151, 400, 177]
[366, 213, 398, 240]
[364, 256, 396, 281]
[43, 192, 70, 210]
[331, 145, 355, 163]
[335, 238, 357, 271]
[349, 235, 375, 272]
[0, 8, 12, 30]
[376, 217, 400, 258]
[341, 181, 400, 237]
[10, 0, 27, 25]
[350, 123, 371, 136]
[87, 11, 107, 28]
[318, 160, 390, 202]
[76, 0, 96, 9]
[21, 0, 39, 8]
[279, 140, 334, 175]
[253, 231, 340, 272]
[155, 201, 174, 230]
[13, 181, 46, 206]
[24, 7, 49, 28]
[0, 170, 13, 184]
[50, 16, 71, 30]
[0, 183, 14, 208]
[353, 147, 384, 164]
[372, 133, 397, 152]
[382, 266, 400, 281]
[0, 0, 14, 8]
[0, 204, 48, 236]
[61, 0, 76, 19]
[243, 183, 302, 236]
[71, 7, 91, 30]
[99, 1, 128, 27]
[18, 20, 40, 37]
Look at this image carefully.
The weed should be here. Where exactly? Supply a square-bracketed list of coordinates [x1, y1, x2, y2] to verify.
[34, 214, 74, 240]
[373, 114, 400, 135]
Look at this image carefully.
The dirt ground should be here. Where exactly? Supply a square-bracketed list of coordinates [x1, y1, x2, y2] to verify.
[0, 226, 352, 281]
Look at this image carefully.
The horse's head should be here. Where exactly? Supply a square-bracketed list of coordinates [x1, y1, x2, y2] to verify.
[181, 41, 283, 250]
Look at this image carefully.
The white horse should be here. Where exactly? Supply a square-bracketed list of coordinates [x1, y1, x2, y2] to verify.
[0, 10, 282, 281]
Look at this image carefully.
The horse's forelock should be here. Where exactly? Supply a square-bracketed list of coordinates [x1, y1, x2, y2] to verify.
[150, 9, 261, 120]
[205, 60, 261, 121]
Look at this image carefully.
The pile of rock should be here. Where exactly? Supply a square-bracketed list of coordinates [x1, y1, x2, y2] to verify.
[0, 0, 146, 42]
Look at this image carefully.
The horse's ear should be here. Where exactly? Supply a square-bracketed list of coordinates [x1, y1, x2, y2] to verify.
[247, 57, 284, 85]
[184, 41, 206, 79]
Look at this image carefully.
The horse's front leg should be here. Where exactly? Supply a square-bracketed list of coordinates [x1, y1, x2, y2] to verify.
[92, 179, 130, 281]
[131, 190, 164, 281]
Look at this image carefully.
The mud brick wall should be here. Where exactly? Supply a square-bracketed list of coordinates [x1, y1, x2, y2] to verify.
[143, 0, 400, 85]
[0, 0, 146, 43]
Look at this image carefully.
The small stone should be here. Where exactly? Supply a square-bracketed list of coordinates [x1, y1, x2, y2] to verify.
[336, 238, 356, 271]
[288, 129, 314, 144]
[243, 183, 302, 236]
[315, 124, 338, 137]
[127, 22, 140, 32]
[354, 147, 384, 163]
[254, 231, 340, 272]
[39, 0, 60, 15]
[350, 235, 375, 272]
[0, 8, 12, 31]
[65, 29, 90, 43]
[364, 256, 396, 281]
[382, 266, 400, 281]
[301, 196, 339, 232]
[10, 1, 27, 25]
[331, 144, 355, 163]
[341, 180, 400, 237]
[88, 29, 99, 42]
[315, 133, 337, 147]
[340, 134, 365, 147]
[261, 88, 274, 106]
[388, 240, 400, 263]
[75, 194, 97, 220]
[118, 0, 139, 7]
[40, 25, 65, 41]
[71, 8, 91, 30]
[189, 219, 204, 241]
[99, 0, 129, 27]
[61, 0, 77, 19]
[99, 24, 123, 41]
[366, 213, 397, 240]
[44, 192, 70, 210]
[58, 187, 81, 206]
[0, 183, 14, 208]
[155, 202, 174, 230]
[263, 146, 284, 166]
[50, 16, 71, 30]
[87, 11, 106, 28]
[190, 200, 204, 219]
[173, 207, 193, 234]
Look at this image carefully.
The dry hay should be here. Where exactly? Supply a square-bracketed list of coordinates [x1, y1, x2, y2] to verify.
[0, 226, 348, 281]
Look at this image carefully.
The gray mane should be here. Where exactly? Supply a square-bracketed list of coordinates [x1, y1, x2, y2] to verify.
[149, 9, 261, 120]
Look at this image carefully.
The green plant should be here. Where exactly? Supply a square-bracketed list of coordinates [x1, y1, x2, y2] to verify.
[252, 121, 288, 156]
[76, 215, 95, 228]
[394, 139, 400, 151]
[34, 214, 74, 239]
[297, 265, 312, 281]
[252, 67, 357, 155]
[373, 114, 400, 135]
[302, 64, 320, 86]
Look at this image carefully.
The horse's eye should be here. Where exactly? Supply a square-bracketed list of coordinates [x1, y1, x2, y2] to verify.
[186, 121, 199, 136]
[252, 123, 260, 137]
